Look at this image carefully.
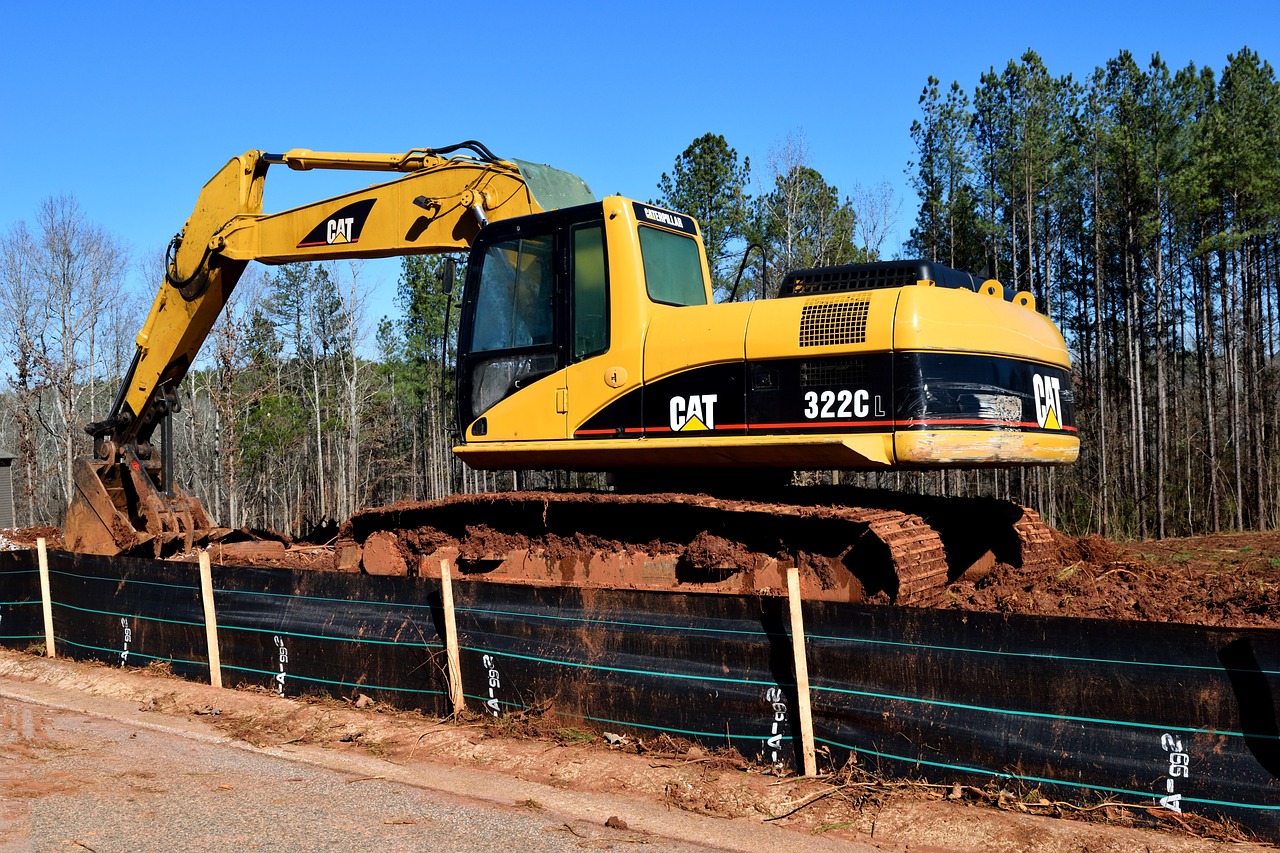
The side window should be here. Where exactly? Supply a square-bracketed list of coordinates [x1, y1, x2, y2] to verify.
[472, 234, 555, 352]
[638, 226, 707, 306]
[572, 223, 608, 360]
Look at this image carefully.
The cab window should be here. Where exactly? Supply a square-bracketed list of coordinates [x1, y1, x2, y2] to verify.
[572, 223, 608, 359]
[638, 226, 707, 306]
[471, 234, 555, 352]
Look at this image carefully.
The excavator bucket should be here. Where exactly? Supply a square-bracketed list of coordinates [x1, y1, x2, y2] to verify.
[64, 451, 215, 557]
[65, 457, 151, 556]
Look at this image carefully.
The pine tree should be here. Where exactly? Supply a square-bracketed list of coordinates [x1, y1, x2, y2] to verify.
[654, 133, 751, 298]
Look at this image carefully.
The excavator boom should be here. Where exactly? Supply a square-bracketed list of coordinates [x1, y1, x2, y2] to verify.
[66, 143, 594, 555]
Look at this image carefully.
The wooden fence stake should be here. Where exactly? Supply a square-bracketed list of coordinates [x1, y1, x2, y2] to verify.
[198, 551, 223, 688]
[439, 558, 466, 715]
[786, 566, 818, 776]
[36, 537, 54, 659]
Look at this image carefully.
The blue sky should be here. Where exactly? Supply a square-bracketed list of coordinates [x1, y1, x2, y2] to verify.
[2, 0, 1277, 330]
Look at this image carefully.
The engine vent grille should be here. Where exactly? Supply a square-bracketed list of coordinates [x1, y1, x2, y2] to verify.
[783, 266, 918, 296]
[800, 358, 867, 388]
[778, 260, 986, 297]
[799, 296, 869, 348]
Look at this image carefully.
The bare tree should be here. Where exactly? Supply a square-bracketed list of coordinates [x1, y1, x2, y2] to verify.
[196, 268, 269, 528]
[849, 179, 902, 259]
[27, 196, 127, 509]
[759, 132, 812, 274]
[752, 131, 865, 299]
[335, 260, 375, 520]
[0, 222, 43, 524]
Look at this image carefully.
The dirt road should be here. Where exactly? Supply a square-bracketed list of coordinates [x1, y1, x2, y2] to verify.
[4, 697, 694, 852]
[0, 655, 872, 853]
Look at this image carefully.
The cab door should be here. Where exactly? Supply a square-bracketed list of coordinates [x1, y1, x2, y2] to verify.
[456, 228, 567, 442]
[562, 219, 625, 438]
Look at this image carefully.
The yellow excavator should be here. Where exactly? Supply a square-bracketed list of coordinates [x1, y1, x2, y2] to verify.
[64, 142, 1077, 605]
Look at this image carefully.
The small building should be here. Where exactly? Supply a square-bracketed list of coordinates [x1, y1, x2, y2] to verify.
[0, 451, 15, 529]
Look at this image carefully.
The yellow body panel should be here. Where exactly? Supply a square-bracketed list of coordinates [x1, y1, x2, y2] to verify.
[893, 285, 1071, 368]
[466, 368, 567, 441]
[565, 198, 656, 435]
[744, 289, 898, 359]
[642, 302, 753, 382]
[215, 160, 535, 264]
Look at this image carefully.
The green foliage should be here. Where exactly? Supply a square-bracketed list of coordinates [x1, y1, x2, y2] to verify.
[239, 391, 308, 469]
[654, 133, 751, 296]
[749, 164, 868, 299]
[1210, 48, 1280, 225]
[906, 46, 1280, 537]
[363, 254, 466, 501]
[265, 262, 349, 361]
[244, 307, 281, 369]
[907, 76, 984, 270]
[398, 255, 456, 361]
[383, 254, 460, 405]
[555, 726, 596, 744]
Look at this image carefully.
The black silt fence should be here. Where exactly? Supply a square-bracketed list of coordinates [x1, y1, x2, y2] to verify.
[0, 548, 1275, 839]
[0, 550, 41, 647]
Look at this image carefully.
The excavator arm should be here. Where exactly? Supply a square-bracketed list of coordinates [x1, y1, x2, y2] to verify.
[66, 142, 594, 555]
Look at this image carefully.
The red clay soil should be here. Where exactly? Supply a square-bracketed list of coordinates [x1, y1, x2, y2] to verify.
[199, 539, 337, 572]
[305, 518, 1280, 628]
[17, 502, 1280, 628]
[946, 529, 1280, 629]
[2, 527, 62, 549]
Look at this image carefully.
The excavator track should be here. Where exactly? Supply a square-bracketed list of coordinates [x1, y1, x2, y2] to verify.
[1011, 505, 1058, 571]
[337, 491, 960, 606]
[853, 507, 950, 605]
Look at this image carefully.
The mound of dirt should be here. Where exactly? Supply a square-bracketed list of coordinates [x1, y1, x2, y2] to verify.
[2, 527, 62, 550]
[946, 530, 1280, 628]
[1049, 530, 1124, 565]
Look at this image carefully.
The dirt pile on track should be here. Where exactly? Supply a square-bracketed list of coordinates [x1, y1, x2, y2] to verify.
[340, 491, 961, 605]
[335, 493, 1280, 627]
[945, 529, 1280, 628]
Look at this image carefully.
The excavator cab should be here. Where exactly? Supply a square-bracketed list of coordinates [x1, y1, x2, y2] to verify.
[458, 200, 651, 435]
[453, 198, 720, 460]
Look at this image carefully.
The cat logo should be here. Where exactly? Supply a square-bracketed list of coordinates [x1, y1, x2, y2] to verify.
[296, 198, 376, 248]
[670, 394, 717, 432]
[326, 217, 355, 244]
[1033, 374, 1063, 430]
